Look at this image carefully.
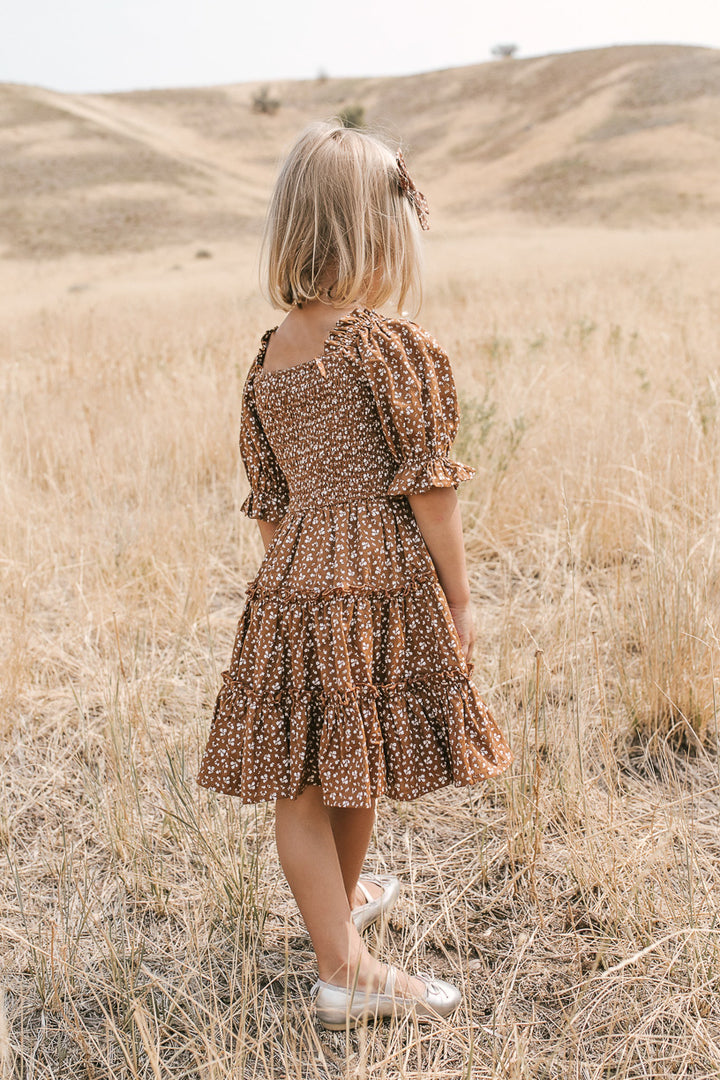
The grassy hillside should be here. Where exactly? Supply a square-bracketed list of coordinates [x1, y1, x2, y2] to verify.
[1, 45, 720, 1079]
[1, 44, 720, 259]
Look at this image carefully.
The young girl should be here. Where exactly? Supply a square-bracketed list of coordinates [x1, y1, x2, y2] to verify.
[196, 120, 514, 1030]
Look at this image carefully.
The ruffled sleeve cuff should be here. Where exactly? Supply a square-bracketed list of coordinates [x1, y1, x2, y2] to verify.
[240, 488, 288, 523]
[387, 455, 476, 497]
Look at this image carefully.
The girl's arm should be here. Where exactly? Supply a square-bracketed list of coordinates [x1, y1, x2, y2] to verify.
[257, 520, 280, 550]
[406, 488, 475, 664]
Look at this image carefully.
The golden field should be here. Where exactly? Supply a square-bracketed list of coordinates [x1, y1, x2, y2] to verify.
[1, 44, 720, 1078]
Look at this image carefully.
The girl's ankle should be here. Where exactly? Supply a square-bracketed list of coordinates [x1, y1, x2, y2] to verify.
[320, 956, 386, 991]
[318, 947, 365, 987]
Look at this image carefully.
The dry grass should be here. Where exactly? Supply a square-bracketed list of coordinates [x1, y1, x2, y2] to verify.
[1, 235, 720, 1078]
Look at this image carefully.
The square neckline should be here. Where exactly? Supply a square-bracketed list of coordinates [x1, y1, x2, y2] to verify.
[254, 306, 371, 378]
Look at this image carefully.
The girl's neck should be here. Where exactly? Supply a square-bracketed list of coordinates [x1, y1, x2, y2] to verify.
[264, 298, 366, 372]
[290, 297, 363, 328]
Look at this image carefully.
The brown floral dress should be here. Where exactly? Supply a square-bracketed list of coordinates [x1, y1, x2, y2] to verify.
[196, 307, 514, 808]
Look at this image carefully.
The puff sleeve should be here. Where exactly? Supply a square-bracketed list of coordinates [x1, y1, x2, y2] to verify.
[356, 316, 476, 497]
[238, 369, 290, 523]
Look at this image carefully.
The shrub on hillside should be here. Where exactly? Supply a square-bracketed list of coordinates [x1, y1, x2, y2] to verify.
[251, 86, 281, 115]
[337, 104, 365, 129]
[491, 43, 519, 59]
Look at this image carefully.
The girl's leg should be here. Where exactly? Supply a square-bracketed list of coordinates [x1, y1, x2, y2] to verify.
[327, 800, 383, 909]
[274, 785, 425, 995]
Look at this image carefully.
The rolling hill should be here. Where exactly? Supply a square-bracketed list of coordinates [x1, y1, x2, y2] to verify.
[1, 43, 719, 261]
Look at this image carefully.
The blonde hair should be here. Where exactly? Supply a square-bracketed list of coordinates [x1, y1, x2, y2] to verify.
[260, 120, 424, 316]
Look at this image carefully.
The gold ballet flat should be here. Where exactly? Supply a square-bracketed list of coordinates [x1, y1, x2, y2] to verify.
[351, 874, 401, 933]
[310, 963, 462, 1030]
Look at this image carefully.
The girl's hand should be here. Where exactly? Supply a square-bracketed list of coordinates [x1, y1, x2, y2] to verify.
[448, 599, 476, 670]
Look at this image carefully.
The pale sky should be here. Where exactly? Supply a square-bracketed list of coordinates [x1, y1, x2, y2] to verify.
[2, 0, 719, 94]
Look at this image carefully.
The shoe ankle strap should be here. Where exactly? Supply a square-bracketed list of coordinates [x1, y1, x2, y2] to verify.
[355, 879, 375, 904]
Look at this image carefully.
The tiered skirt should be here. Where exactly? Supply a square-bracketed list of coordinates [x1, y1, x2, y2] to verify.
[196, 499, 514, 807]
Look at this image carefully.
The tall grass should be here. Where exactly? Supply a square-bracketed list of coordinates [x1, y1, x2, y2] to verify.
[1, 243, 719, 1077]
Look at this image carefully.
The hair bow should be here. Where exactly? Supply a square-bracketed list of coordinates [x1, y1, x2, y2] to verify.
[395, 149, 430, 230]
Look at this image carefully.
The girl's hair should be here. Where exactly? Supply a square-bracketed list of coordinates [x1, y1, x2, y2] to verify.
[260, 120, 424, 315]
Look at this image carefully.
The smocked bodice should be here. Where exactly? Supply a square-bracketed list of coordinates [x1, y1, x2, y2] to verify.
[239, 307, 476, 524]
[253, 337, 398, 512]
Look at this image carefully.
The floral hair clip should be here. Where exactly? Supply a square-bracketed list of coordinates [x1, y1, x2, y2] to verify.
[395, 149, 430, 230]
